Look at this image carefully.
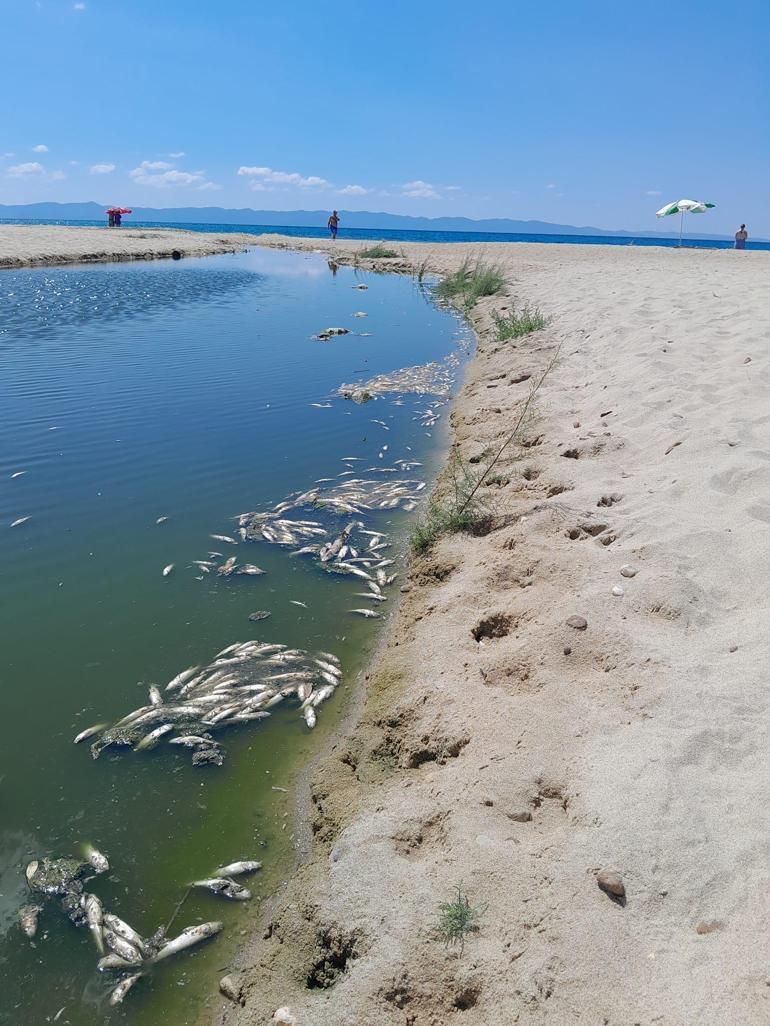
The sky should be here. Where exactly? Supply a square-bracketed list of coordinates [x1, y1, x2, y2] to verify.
[1, 0, 768, 234]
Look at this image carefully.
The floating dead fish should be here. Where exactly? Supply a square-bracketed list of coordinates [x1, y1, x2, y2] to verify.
[248, 610, 271, 621]
[349, 608, 381, 618]
[352, 311, 368, 317]
[212, 860, 262, 878]
[103, 928, 142, 963]
[103, 913, 145, 952]
[290, 600, 307, 608]
[73, 723, 106, 745]
[11, 471, 27, 479]
[83, 893, 105, 953]
[310, 402, 333, 408]
[217, 556, 237, 577]
[109, 974, 142, 1007]
[162, 564, 174, 576]
[84, 845, 109, 874]
[10, 517, 30, 528]
[18, 904, 41, 938]
[156, 516, 169, 524]
[150, 921, 223, 964]
[353, 283, 368, 290]
[134, 723, 174, 751]
[303, 706, 317, 728]
[166, 665, 201, 692]
[210, 534, 237, 545]
[235, 564, 265, 576]
[98, 952, 142, 971]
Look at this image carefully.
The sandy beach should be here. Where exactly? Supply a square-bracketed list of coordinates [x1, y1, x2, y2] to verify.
[203, 236, 770, 1026]
[0, 224, 261, 268]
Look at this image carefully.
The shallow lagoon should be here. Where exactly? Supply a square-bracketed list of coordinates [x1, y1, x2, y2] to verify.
[0, 248, 468, 1024]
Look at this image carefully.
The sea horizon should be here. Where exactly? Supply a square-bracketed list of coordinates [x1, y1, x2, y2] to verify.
[1, 216, 767, 252]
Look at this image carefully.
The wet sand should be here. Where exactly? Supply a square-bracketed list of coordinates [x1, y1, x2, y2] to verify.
[212, 236, 770, 1025]
[0, 224, 261, 268]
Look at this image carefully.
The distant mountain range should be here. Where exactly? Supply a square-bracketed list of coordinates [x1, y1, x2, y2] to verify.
[0, 201, 742, 241]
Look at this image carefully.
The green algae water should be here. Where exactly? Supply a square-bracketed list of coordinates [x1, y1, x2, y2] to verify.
[0, 248, 468, 1024]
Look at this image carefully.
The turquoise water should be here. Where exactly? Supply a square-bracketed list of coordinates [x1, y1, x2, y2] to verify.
[0, 248, 468, 1024]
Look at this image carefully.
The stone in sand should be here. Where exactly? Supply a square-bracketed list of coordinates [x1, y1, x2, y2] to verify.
[506, 810, 532, 823]
[566, 615, 588, 630]
[620, 564, 638, 578]
[596, 869, 625, 897]
[219, 975, 244, 1005]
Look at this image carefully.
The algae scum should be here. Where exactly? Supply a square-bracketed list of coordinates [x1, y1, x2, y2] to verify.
[0, 248, 468, 1024]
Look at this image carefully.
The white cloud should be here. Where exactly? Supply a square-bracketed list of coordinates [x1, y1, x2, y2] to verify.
[338, 184, 368, 195]
[8, 161, 46, 176]
[401, 179, 440, 199]
[646, 189, 662, 196]
[32, 144, 48, 153]
[129, 160, 218, 189]
[237, 165, 331, 190]
[168, 151, 186, 159]
[445, 185, 462, 192]
[89, 162, 116, 175]
[73, 2, 86, 10]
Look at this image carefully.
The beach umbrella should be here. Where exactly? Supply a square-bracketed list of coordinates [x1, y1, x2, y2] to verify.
[105, 207, 132, 214]
[656, 198, 715, 246]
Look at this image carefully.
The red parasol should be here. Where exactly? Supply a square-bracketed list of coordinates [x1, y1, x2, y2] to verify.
[105, 207, 132, 214]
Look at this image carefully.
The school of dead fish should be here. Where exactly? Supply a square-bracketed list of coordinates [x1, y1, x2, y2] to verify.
[78, 641, 343, 765]
[18, 845, 260, 1007]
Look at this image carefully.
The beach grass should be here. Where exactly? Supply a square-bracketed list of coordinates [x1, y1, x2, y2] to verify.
[358, 243, 399, 259]
[492, 304, 548, 340]
[437, 883, 483, 950]
[434, 257, 506, 308]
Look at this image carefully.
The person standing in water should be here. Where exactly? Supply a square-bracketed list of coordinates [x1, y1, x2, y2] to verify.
[735, 224, 748, 249]
[327, 210, 339, 240]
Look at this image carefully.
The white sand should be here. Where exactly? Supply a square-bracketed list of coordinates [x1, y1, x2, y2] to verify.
[215, 238, 770, 1026]
[0, 224, 260, 268]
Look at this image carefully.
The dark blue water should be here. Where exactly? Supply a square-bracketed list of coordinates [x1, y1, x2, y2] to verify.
[2, 217, 766, 252]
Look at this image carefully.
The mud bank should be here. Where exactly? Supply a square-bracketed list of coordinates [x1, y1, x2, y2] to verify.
[210, 236, 770, 1026]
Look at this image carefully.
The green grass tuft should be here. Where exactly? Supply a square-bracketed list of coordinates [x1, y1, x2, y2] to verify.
[434, 257, 506, 309]
[409, 458, 491, 555]
[358, 243, 399, 259]
[437, 883, 483, 950]
[492, 304, 548, 341]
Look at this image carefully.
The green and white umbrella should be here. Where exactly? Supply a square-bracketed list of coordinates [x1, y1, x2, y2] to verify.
[656, 198, 716, 246]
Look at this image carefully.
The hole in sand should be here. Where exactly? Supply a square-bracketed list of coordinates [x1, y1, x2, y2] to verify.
[306, 928, 359, 989]
[472, 613, 514, 641]
[561, 448, 581, 459]
[522, 466, 541, 481]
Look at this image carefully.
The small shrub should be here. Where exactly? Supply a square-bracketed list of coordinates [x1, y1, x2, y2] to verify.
[409, 458, 491, 555]
[492, 305, 548, 341]
[358, 243, 399, 259]
[434, 257, 506, 309]
[437, 883, 483, 950]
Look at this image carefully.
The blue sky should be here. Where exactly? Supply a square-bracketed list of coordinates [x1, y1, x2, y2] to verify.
[1, 0, 768, 233]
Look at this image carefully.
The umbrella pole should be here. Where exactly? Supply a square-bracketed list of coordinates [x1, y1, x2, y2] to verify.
[679, 210, 684, 247]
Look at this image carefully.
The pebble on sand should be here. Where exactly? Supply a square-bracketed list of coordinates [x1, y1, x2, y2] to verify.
[596, 869, 625, 898]
[273, 1008, 298, 1026]
[506, 810, 533, 823]
[619, 564, 638, 578]
[611, 585, 625, 597]
[219, 975, 244, 1005]
[566, 615, 588, 630]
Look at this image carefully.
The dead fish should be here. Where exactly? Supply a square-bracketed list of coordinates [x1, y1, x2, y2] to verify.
[10, 517, 30, 528]
[248, 611, 271, 621]
[73, 723, 106, 744]
[169, 735, 213, 748]
[303, 706, 317, 728]
[212, 860, 262, 878]
[349, 608, 381, 618]
[18, 904, 41, 938]
[310, 402, 333, 408]
[147, 685, 163, 707]
[11, 471, 27, 479]
[83, 893, 105, 953]
[166, 665, 201, 692]
[103, 928, 142, 963]
[103, 913, 145, 952]
[353, 283, 369, 290]
[162, 564, 174, 576]
[235, 564, 265, 575]
[290, 600, 307, 608]
[192, 878, 251, 900]
[84, 845, 110, 874]
[98, 952, 142, 971]
[311, 684, 336, 706]
[210, 534, 237, 545]
[217, 556, 237, 577]
[150, 921, 223, 964]
[134, 723, 174, 751]
[155, 516, 169, 524]
[108, 973, 142, 1006]
[353, 311, 368, 317]
[25, 861, 39, 884]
